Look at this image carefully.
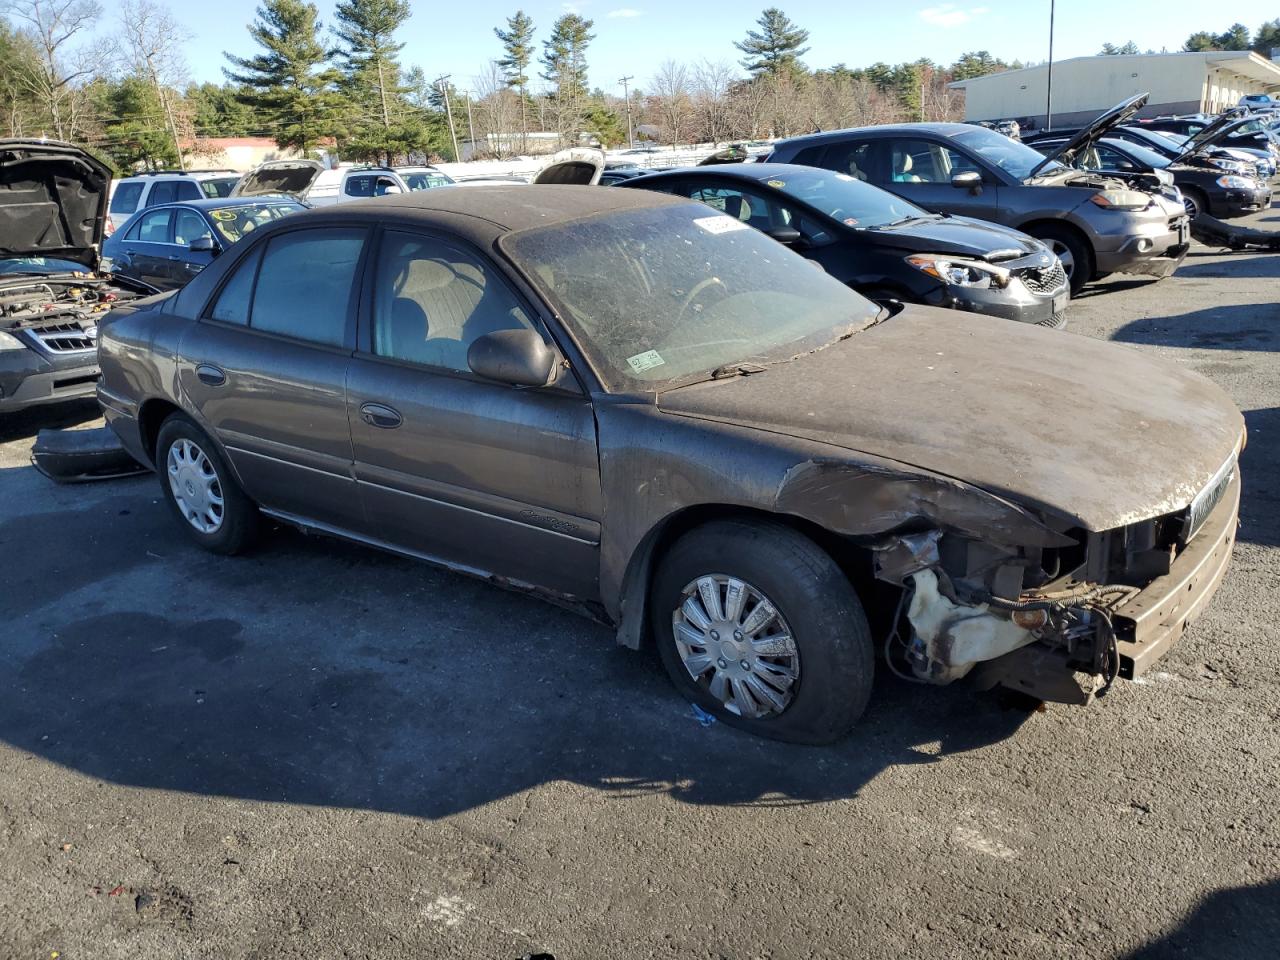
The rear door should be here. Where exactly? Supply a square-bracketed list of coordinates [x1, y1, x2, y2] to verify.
[119, 208, 176, 288]
[346, 228, 602, 598]
[177, 226, 369, 531]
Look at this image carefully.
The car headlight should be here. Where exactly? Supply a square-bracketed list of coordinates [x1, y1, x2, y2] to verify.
[1208, 158, 1246, 174]
[905, 254, 1010, 289]
[1089, 189, 1153, 211]
[0, 330, 27, 351]
[1217, 175, 1257, 189]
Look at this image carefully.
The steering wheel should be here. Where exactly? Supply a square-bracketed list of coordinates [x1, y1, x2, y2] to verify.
[676, 277, 729, 324]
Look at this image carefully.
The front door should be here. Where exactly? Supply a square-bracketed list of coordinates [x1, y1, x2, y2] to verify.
[176, 226, 369, 532]
[878, 137, 1004, 222]
[347, 229, 603, 600]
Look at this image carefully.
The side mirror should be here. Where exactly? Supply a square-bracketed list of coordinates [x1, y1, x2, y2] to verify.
[376, 180, 403, 196]
[951, 171, 982, 193]
[468, 329, 557, 387]
[766, 225, 803, 245]
[189, 235, 217, 253]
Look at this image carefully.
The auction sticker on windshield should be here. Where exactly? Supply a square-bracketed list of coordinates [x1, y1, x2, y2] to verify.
[626, 349, 666, 374]
[693, 216, 749, 235]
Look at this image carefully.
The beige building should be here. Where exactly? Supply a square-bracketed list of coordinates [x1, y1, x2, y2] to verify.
[950, 51, 1280, 129]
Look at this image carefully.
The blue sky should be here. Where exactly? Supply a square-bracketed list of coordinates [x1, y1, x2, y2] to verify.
[157, 0, 1271, 93]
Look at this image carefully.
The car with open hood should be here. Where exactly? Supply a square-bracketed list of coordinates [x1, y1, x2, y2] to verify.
[767, 94, 1190, 295]
[95, 186, 1243, 744]
[619, 162, 1068, 326]
[0, 139, 155, 413]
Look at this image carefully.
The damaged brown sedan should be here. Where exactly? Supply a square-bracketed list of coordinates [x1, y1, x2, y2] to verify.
[96, 186, 1244, 743]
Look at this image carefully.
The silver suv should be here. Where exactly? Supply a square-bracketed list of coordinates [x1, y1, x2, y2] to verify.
[108, 170, 241, 233]
[767, 98, 1190, 294]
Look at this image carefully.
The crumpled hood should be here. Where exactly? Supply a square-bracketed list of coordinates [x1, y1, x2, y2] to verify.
[230, 159, 322, 199]
[657, 308, 1243, 533]
[0, 139, 111, 270]
[869, 215, 1044, 260]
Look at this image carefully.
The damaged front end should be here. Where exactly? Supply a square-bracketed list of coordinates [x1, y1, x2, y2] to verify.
[867, 452, 1241, 705]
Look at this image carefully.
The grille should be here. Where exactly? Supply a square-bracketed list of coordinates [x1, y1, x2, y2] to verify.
[1181, 455, 1236, 544]
[1036, 310, 1067, 329]
[1020, 259, 1067, 296]
[32, 320, 96, 353]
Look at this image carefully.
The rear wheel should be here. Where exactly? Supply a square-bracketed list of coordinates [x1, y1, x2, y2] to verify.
[650, 520, 875, 744]
[156, 414, 258, 555]
[1028, 224, 1093, 296]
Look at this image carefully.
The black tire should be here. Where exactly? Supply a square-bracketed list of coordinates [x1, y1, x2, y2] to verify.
[650, 519, 875, 744]
[858, 286, 911, 309]
[1028, 224, 1093, 296]
[155, 413, 258, 555]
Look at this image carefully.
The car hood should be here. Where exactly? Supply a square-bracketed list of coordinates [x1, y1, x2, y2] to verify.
[866, 215, 1043, 259]
[531, 148, 605, 185]
[1172, 114, 1264, 163]
[0, 139, 111, 270]
[1029, 93, 1149, 180]
[230, 159, 323, 199]
[656, 308, 1243, 533]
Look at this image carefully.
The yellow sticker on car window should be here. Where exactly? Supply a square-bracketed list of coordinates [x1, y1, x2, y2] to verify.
[767, 179, 786, 188]
[210, 210, 237, 221]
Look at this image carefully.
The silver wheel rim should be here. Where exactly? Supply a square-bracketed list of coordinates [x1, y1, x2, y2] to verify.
[1047, 239, 1075, 279]
[1183, 196, 1199, 218]
[672, 575, 800, 720]
[166, 437, 224, 534]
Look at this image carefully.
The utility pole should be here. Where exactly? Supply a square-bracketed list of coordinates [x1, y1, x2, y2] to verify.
[618, 75, 634, 148]
[436, 74, 460, 161]
[465, 91, 476, 150]
[1045, 0, 1056, 131]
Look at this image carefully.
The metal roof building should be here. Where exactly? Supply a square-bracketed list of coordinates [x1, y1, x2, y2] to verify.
[950, 51, 1280, 129]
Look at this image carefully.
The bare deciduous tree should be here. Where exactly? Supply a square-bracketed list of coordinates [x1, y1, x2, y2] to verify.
[649, 58, 691, 146]
[4, 0, 105, 139]
[117, 0, 190, 166]
[691, 59, 734, 145]
[471, 60, 521, 158]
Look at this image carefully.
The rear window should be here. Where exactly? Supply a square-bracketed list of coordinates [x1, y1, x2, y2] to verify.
[110, 181, 144, 214]
[200, 177, 240, 199]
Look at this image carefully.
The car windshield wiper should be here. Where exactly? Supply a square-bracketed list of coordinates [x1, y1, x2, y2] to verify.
[709, 361, 767, 380]
[873, 215, 935, 229]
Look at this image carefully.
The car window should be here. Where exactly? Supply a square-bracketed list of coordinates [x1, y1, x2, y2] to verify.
[173, 209, 211, 246]
[201, 177, 239, 198]
[146, 181, 179, 206]
[951, 127, 1063, 179]
[1093, 146, 1136, 172]
[814, 141, 876, 181]
[133, 209, 173, 243]
[686, 185, 791, 231]
[885, 139, 980, 183]
[249, 228, 365, 346]
[208, 245, 263, 325]
[344, 174, 375, 197]
[207, 202, 305, 243]
[110, 181, 144, 214]
[372, 230, 536, 372]
[788, 144, 829, 168]
[402, 172, 453, 190]
[175, 180, 202, 201]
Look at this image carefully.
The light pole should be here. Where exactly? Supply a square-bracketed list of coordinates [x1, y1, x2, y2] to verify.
[619, 75, 634, 148]
[436, 73, 460, 161]
[465, 91, 476, 148]
[1045, 0, 1056, 131]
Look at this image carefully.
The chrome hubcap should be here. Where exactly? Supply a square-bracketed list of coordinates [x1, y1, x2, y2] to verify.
[166, 438, 224, 534]
[672, 575, 799, 719]
[1183, 196, 1199, 218]
[1048, 240, 1075, 278]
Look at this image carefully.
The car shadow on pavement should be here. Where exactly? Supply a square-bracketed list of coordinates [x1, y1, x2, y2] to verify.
[1175, 253, 1280, 280]
[1118, 878, 1280, 960]
[1238, 407, 1280, 548]
[0, 462, 1033, 821]
[1111, 303, 1279, 353]
[0, 398, 100, 444]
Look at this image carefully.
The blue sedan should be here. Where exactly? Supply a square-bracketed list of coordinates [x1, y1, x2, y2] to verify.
[102, 197, 306, 290]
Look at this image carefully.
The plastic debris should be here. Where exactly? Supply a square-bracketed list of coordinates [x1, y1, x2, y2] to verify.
[107, 885, 124, 897]
[689, 704, 717, 727]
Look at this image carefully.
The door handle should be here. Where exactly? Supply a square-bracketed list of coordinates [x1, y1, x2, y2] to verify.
[360, 402, 402, 429]
[195, 363, 226, 386]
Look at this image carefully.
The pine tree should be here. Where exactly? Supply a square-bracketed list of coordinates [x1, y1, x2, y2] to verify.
[495, 10, 534, 150]
[735, 8, 810, 77]
[540, 13, 594, 143]
[1183, 31, 1217, 52]
[223, 0, 343, 153]
[1254, 19, 1280, 56]
[1215, 23, 1252, 51]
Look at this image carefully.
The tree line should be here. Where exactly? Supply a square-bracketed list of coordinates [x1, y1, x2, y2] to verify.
[14, 3, 1269, 175]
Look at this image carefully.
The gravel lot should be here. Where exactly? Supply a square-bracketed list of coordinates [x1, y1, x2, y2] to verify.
[2, 218, 1278, 959]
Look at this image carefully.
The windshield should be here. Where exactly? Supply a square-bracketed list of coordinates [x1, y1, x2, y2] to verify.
[207, 202, 305, 243]
[952, 127, 1065, 179]
[200, 177, 240, 199]
[402, 171, 454, 190]
[757, 168, 928, 228]
[0, 257, 89, 276]
[503, 203, 880, 391]
[1103, 140, 1170, 169]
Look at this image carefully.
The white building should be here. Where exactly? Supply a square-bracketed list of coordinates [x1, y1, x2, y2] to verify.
[950, 51, 1280, 129]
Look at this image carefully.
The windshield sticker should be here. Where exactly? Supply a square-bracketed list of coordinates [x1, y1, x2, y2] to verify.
[694, 216, 750, 235]
[766, 179, 786, 188]
[626, 349, 666, 374]
[210, 210, 237, 221]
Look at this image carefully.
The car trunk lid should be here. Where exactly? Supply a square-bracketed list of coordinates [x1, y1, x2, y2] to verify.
[230, 159, 324, 199]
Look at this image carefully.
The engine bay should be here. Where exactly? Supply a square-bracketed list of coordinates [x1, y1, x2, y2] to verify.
[0, 276, 144, 338]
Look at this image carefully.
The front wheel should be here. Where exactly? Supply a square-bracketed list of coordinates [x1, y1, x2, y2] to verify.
[650, 520, 875, 744]
[156, 414, 259, 555]
[1028, 225, 1093, 296]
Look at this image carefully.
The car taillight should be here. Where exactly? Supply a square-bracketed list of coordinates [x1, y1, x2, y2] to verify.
[104, 219, 115, 236]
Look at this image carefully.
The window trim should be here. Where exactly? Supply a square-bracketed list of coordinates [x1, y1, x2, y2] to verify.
[130, 206, 176, 244]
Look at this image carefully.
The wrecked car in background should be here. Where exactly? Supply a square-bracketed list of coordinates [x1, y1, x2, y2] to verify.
[0, 139, 153, 413]
[96, 187, 1243, 743]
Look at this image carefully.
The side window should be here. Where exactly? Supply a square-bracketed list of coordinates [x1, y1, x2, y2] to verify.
[344, 175, 374, 197]
[788, 144, 828, 168]
[1092, 146, 1129, 172]
[886, 139, 980, 183]
[146, 181, 179, 206]
[175, 180, 202, 201]
[208, 245, 263, 325]
[110, 181, 143, 214]
[134, 209, 173, 243]
[372, 230, 536, 373]
[173, 209, 211, 246]
[249, 228, 365, 346]
[816, 141, 876, 182]
[686, 185, 794, 233]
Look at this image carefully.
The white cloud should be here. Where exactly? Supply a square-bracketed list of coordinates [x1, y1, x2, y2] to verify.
[919, 4, 989, 27]
[607, 7, 643, 17]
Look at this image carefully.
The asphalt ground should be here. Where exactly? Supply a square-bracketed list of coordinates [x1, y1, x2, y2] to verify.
[1, 212, 1278, 959]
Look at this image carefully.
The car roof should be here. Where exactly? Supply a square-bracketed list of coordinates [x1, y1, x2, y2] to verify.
[775, 123, 977, 149]
[118, 170, 239, 181]
[151, 197, 302, 211]
[636, 162, 825, 184]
